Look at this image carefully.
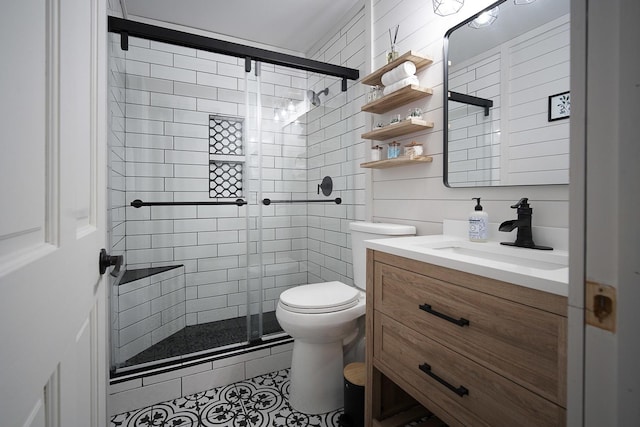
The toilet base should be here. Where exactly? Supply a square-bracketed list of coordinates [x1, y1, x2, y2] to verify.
[288, 339, 344, 414]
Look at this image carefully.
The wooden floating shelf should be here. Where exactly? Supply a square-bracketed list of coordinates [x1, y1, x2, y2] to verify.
[361, 118, 434, 141]
[361, 85, 433, 114]
[360, 155, 433, 169]
[361, 51, 433, 87]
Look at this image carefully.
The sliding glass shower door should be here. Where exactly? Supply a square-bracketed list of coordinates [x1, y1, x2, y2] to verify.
[107, 37, 272, 374]
[107, 25, 348, 375]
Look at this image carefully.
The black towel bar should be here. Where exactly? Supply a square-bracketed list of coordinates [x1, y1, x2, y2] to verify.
[130, 199, 247, 208]
[262, 198, 342, 206]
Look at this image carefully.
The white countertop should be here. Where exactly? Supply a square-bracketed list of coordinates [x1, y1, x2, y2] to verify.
[364, 221, 569, 296]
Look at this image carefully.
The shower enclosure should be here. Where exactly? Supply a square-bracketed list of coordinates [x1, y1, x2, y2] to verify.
[107, 18, 360, 375]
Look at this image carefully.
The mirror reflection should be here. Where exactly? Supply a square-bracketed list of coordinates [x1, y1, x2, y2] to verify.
[444, 0, 570, 187]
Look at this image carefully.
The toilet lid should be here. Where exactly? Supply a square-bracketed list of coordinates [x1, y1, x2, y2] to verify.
[279, 281, 360, 314]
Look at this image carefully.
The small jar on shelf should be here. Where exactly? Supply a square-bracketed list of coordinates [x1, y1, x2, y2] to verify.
[408, 107, 423, 119]
[387, 141, 401, 159]
[404, 141, 424, 159]
[371, 145, 383, 161]
[367, 85, 383, 103]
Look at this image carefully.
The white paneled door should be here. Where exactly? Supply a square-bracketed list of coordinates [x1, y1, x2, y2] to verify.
[0, 1, 108, 426]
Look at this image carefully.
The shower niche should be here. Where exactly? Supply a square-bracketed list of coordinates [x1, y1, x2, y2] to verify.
[209, 114, 245, 199]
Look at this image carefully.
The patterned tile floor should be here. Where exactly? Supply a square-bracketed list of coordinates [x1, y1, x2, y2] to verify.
[110, 369, 446, 427]
[110, 369, 342, 427]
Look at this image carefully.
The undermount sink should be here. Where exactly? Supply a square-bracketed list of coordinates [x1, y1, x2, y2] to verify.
[416, 241, 568, 271]
[363, 221, 569, 296]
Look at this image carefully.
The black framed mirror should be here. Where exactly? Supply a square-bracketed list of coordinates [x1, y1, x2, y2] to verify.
[443, 0, 570, 187]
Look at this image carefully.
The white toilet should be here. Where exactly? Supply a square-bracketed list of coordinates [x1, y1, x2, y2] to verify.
[276, 221, 416, 414]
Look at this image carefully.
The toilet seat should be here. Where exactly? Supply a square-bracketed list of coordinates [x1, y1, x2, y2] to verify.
[279, 281, 360, 314]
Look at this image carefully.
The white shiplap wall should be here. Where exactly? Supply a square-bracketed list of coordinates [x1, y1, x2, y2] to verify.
[505, 16, 570, 185]
[368, 0, 569, 237]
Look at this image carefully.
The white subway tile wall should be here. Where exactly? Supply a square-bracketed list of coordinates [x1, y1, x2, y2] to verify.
[115, 27, 365, 354]
[108, 5, 367, 369]
[306, 10, 367, 286]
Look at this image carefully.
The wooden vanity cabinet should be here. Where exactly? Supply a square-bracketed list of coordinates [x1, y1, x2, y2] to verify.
[365, 250, 568, 427]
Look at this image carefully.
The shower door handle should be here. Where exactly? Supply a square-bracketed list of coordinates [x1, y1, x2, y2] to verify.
[99, 249, 123, 277]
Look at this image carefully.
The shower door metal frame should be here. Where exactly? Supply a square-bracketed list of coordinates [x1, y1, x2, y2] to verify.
[107, 16, 359, 90]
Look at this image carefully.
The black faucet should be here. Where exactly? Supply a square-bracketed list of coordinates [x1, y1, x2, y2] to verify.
[499, 198, 553, 250]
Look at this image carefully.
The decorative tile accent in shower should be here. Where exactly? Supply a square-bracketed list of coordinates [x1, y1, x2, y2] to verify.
[209, 115, 245, 198]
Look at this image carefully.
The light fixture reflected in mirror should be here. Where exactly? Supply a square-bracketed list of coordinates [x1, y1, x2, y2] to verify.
[433, 0, 464, 16]
[273, 97, 306, 127]
[514, 0, 536, 4]
[469, 6, 499, 28]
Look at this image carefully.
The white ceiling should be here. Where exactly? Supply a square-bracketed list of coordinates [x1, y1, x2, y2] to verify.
[123, 0, 362, 55]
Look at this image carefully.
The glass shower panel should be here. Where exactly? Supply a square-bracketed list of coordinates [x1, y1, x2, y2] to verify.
[107, 31, 126, 372]
[244, 61, 263, 343]
[242, 60, 316, 344]
[109, 36, 257, 374]
[252, 65, 340, 340]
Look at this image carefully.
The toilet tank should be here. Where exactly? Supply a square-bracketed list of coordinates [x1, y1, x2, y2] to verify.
[349, 222, 416, 290]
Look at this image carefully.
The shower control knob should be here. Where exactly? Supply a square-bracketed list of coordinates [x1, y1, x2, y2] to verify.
[99, 248, 123, 277]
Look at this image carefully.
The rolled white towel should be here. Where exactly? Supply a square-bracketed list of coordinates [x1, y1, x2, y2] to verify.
[383, 75, 419, 96]
[381, 61, 417, 86]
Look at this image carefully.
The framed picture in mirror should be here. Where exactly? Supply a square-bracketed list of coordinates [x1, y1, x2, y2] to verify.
[548, 91, 571, 122]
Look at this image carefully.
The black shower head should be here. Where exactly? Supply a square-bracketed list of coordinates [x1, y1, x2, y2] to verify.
[307, 87, 329, 107]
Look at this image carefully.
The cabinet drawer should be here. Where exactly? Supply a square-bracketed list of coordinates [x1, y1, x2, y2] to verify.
[374, 313, 565, 427]
[374, 262, 566, 406]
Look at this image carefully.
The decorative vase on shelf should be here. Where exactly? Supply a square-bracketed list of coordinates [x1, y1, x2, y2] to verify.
[387, 45, 399, 64]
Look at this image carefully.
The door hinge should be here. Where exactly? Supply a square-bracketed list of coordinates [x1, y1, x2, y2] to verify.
[586, 281, 616, 333]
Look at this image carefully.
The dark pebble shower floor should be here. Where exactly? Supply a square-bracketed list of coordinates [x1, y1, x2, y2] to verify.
[121, 311, 283, 368]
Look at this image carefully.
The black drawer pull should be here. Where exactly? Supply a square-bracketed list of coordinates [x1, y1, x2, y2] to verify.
[419, 363, 469, 397]
[419, 303, 469, 327]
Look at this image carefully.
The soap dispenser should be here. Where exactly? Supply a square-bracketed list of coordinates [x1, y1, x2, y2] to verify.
[469, 197, 488, 242]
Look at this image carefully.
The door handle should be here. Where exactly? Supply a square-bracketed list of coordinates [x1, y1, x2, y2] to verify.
[99, 249, 123, 277]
